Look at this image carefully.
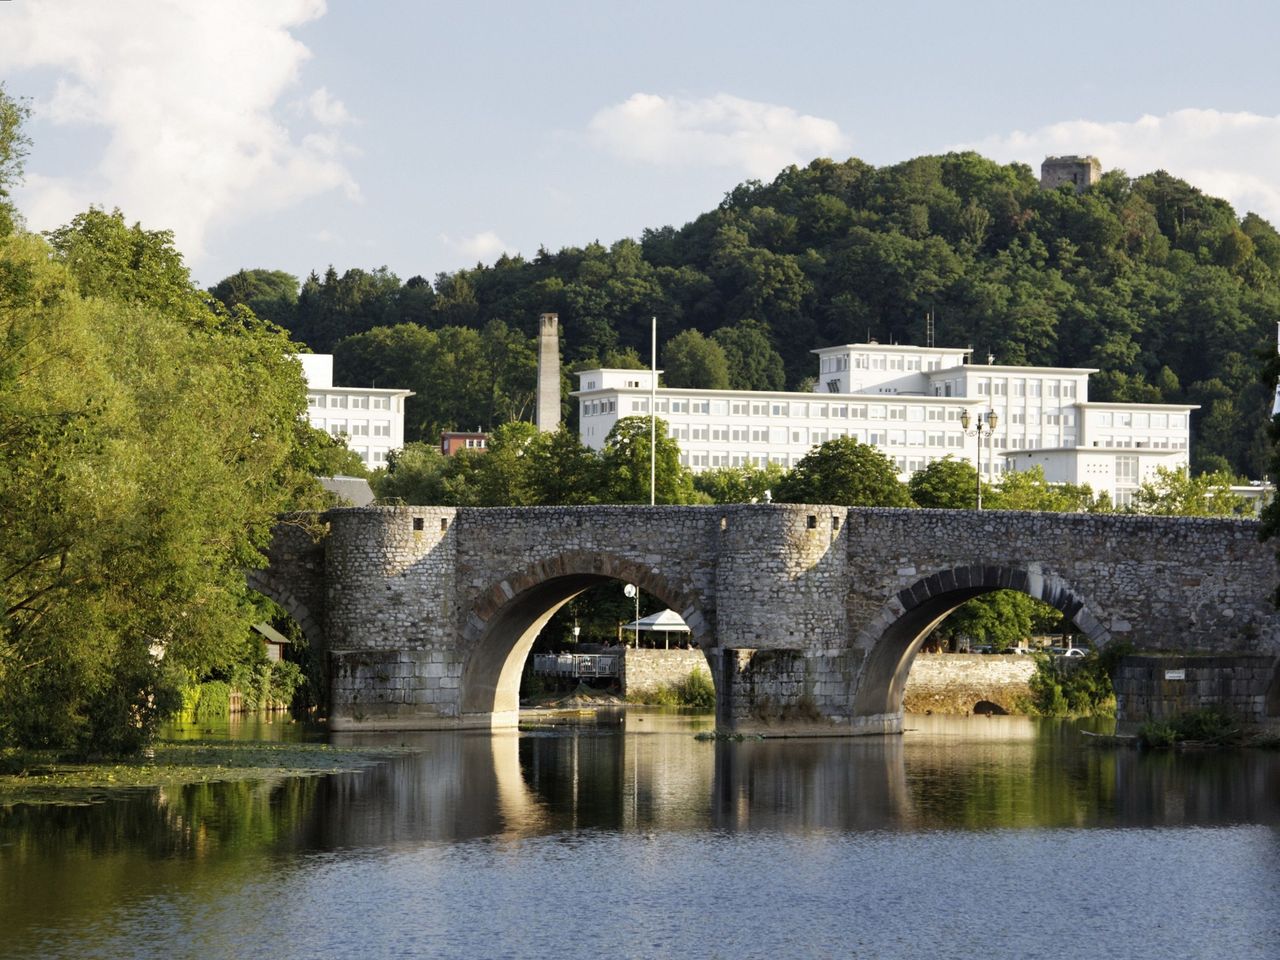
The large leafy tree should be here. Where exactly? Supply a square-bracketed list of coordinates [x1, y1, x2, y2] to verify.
[600, 415, 700, 504]
[661, 329, 730, 389]
[774, 436, 911, 507]
[908, 457, 978, 508]
[1, 209, 327, 754]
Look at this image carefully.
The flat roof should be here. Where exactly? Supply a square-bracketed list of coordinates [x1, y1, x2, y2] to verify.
[811, 343, 970, 355]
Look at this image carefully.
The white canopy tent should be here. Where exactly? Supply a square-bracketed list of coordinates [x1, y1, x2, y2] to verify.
[621, 609, 692, 649]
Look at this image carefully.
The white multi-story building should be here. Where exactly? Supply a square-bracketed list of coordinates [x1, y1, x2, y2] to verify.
[574, 341, 1197, 507]
[298, 354, 412, 470]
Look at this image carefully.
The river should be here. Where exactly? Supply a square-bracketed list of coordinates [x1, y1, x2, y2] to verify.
[2, 712, 1278, 959]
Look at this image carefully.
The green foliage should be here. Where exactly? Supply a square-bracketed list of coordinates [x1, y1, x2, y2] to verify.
[0, 213, 329, 756]
[988, 466, 1110, 512]
[662, 329, 730, 389]
[774, 436, 911, 506]
[600, 415, 701, 504]
[628, 667, 716, 711]
[1022, 646, 1128, 718]
[209, 269, 299, 328]
[1137, 707, 1243, 749]
[1128, 466, 1250, 517]
[693, 462, 787, 503]
[334, 319, 537, 443]
[946, 590, 1061, 652]
[908, 456, 978, 508]
[0, 84, 30, 236]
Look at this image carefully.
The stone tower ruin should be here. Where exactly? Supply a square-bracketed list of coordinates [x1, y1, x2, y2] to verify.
[1040, 155, 1101, 193]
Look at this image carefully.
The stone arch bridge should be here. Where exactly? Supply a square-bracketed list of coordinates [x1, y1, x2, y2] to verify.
[256, 505, 1280, 734]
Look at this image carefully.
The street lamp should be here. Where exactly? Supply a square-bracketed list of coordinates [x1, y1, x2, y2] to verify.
[624, 583, 640, 649]
[959, 409, 999, 509]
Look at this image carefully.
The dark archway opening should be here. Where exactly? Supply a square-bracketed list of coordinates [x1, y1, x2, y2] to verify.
[461, 572, 715, 724]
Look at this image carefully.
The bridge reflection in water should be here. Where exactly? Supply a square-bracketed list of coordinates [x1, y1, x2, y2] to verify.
[310, 712, 1280, 841]
[5, 715, 1280, 960]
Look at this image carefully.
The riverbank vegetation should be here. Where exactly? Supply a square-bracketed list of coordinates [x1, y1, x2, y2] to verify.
[1021, 646, 1130, 718]
[626, 668, 717, 712]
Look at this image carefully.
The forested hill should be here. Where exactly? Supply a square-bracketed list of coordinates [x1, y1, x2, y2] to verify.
[212, 152, 1280, 477]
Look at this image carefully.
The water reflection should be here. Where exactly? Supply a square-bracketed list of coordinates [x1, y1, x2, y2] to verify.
[4, 714, 1280, 958]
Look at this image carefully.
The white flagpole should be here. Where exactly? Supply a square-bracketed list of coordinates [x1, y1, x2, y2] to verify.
[650, 315, 657, 506]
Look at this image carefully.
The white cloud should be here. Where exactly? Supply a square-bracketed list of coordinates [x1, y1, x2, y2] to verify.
[0, 0, 358, 265]
[588, 93, 849, 179]
[957, 109, 1280, 224]
[306, 87, 352, 126]
[441, 230, 510, 263]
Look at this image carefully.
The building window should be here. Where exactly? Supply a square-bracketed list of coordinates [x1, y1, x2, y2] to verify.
[372, 397, 390, 410]
[731, 401, 748, 416]
[329, 396, 346, 409]
[373, 422, 390, 438]
[691, 400, 709, 414]
[307, 395, 322, 408]
[1115, 455, 1138, 482]
[351, 396, 369, 410]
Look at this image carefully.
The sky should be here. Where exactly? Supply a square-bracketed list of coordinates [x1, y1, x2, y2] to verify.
[3, 0, 1280, 289]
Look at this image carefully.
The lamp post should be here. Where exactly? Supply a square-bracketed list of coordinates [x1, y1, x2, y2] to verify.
[624, 583, 639, 649]
[959, 409, 999, 509]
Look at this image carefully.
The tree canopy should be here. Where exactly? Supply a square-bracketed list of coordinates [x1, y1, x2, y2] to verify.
[0, 97, 335, 754]
[774, 436, 911, 507]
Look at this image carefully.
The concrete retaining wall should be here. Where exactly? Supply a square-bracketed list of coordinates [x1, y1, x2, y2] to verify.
[902, 653, 1036, 715]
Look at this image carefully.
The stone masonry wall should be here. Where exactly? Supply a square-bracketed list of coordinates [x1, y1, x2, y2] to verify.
[844, 510, 1280, 657]
[623, 648, 710, 696]
[902, 653, 1036, 715]
[1114, 654, 1280, 725]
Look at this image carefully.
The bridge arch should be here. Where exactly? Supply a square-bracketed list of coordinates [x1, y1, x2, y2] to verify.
[460, 550, 715, 722]
[850, 563, 1113, 718]
[245, 568, 324, 656]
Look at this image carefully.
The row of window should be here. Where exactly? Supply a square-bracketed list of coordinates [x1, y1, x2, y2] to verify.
[818, 354, 946, 373]
[666, 423, 971, 450]
[678, 450, 996, 474]
[972, 380, 1080, 399]
[1091, 411, 1184, 429]
[321, 420, 393, 438]
[619, 398, 974, 421]
[308, 394, 395, 411]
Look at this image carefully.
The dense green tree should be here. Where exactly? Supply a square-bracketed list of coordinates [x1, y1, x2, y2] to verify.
[711, 319, 786, 390]
[693, 462, 786, 504]
[1128, 466, 1250, 517]
[662, 329, 730, 389]
[1, 222, 327, 755]
[209, 269, 300, 328]
[774, 436, 911, 506]
[599, 416, 700, 504]
[941, 591, 1062, 652]
[907, 457, 978, 508]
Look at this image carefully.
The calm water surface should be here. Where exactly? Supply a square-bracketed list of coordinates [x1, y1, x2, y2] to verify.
[2, 712, 1279, 959]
